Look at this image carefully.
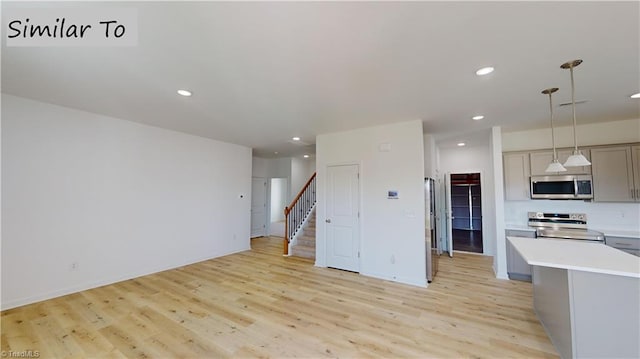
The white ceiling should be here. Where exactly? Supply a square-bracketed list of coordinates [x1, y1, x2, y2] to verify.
[2, 1, 639, 157]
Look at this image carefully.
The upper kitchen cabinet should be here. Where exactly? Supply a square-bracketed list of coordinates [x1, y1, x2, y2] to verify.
[591, 145, 639, 202]
[530, 149, 592, 176]
[503, 152, 530, 200]
[633, 145, 640, 201]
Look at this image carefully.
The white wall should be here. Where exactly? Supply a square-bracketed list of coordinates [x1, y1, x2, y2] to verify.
[270, 178, 287, 222]
[2, 94, 252, 309]
[505, 201, 640, 234]
[490, 127, 507, 279]
[437, 129, 497, 257]
[307, 158, 316, 177]
[291, 157, 311, 200]
[423, 134, 437, 179]
[316, 120, 426, 287]
[252, 157, 291, 180]
[252, 157, 269, 178]
[502, 118, 640, 152]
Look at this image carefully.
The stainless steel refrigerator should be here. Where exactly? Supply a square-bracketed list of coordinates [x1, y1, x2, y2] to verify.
[425, 178, 439, 282]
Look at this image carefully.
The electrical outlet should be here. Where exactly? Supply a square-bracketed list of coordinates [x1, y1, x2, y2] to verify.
[70, 262, 79, 271]
[390, 255, 395, 264]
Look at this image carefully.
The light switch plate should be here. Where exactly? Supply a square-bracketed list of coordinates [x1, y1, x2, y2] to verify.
[379, 142, 392, 152]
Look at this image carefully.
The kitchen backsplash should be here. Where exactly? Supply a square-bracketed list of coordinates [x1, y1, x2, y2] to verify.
[504, 200, 640, 233]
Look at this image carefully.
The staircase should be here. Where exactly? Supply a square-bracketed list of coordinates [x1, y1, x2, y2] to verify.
[284, 172, 316, 257]
[291, 210, 316, 259]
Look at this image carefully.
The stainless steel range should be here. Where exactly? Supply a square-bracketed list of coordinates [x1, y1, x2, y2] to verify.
[528, 212, 605, 242]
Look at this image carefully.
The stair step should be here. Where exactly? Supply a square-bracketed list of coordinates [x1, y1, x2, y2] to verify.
[288, 209, 316, 259]
[294, 243, 315, 251]
[291, 245, 315, 259]
[297, 236, 315, 247]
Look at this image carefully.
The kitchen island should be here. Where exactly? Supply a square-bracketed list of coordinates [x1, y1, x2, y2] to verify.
[508, 236, 640, 359]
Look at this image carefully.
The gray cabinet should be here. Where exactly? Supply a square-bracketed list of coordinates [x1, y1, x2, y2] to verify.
[530, 149, 591, 176]
[503, 153, 530, 201]
[591, 146, 639, 202]
[633, 145, 640, 200]
[534, 266, 640, 359]
[506, 229, 535, 281]
[504, 143, 639, 203]
[606, 236, 640, 256]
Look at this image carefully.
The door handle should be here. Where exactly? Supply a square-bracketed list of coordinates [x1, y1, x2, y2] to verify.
[325, 219, 331, 223]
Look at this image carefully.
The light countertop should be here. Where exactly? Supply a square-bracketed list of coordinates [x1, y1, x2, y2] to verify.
[504, 224, 536, 232]
[505, 224, 640, 239]
[599, 230, 640, 239]
[507, 236, 640, 278]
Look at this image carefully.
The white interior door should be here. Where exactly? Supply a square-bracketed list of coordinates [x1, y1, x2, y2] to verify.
[326, 164, 360, 272]
[251, 177, 267, 238]
[444, 173, 453, 257]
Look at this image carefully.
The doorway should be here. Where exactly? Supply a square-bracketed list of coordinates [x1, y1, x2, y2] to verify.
[447, 173, 483, 253]
[269, 178, 288, 237]
[251, 177, 268, 238]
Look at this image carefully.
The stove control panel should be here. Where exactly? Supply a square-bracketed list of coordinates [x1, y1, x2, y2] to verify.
[528, 212, 587, 221]
[527, 212, 588, 229]
[570, 213, 586, 221]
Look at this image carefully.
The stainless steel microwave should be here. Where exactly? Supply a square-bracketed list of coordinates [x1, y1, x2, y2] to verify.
[530, 175, 593, 199]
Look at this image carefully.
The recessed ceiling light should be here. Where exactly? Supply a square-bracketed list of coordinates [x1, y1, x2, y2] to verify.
[292, 137, 301, 141]
[177, 89, 192, 97]
[476, 67, 494, 76]
[631, 93, 640, 99]
[457, 142, 466, 147]
[472, 115, 484, 121]
[274, 151, 279, 154]
[303, 154, 310, 158]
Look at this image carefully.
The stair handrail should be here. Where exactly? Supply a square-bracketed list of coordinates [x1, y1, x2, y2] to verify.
[283, 172, 316, 255]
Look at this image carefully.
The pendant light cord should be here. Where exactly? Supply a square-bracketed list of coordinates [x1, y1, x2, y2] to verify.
[560, 59, 589, 167]
[548, 92, 557, 160]
[570, 64, 578, 152]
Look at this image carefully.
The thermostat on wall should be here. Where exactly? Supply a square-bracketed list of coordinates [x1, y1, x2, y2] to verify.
[388, 190, 398, 199]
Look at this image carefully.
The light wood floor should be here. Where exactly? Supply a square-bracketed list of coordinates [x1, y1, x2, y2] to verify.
[1, 236, 558, 358]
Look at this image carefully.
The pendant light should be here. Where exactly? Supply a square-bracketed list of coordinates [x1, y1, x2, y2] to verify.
[561, 59, 591, 167]
[542, 87, 567, 173]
